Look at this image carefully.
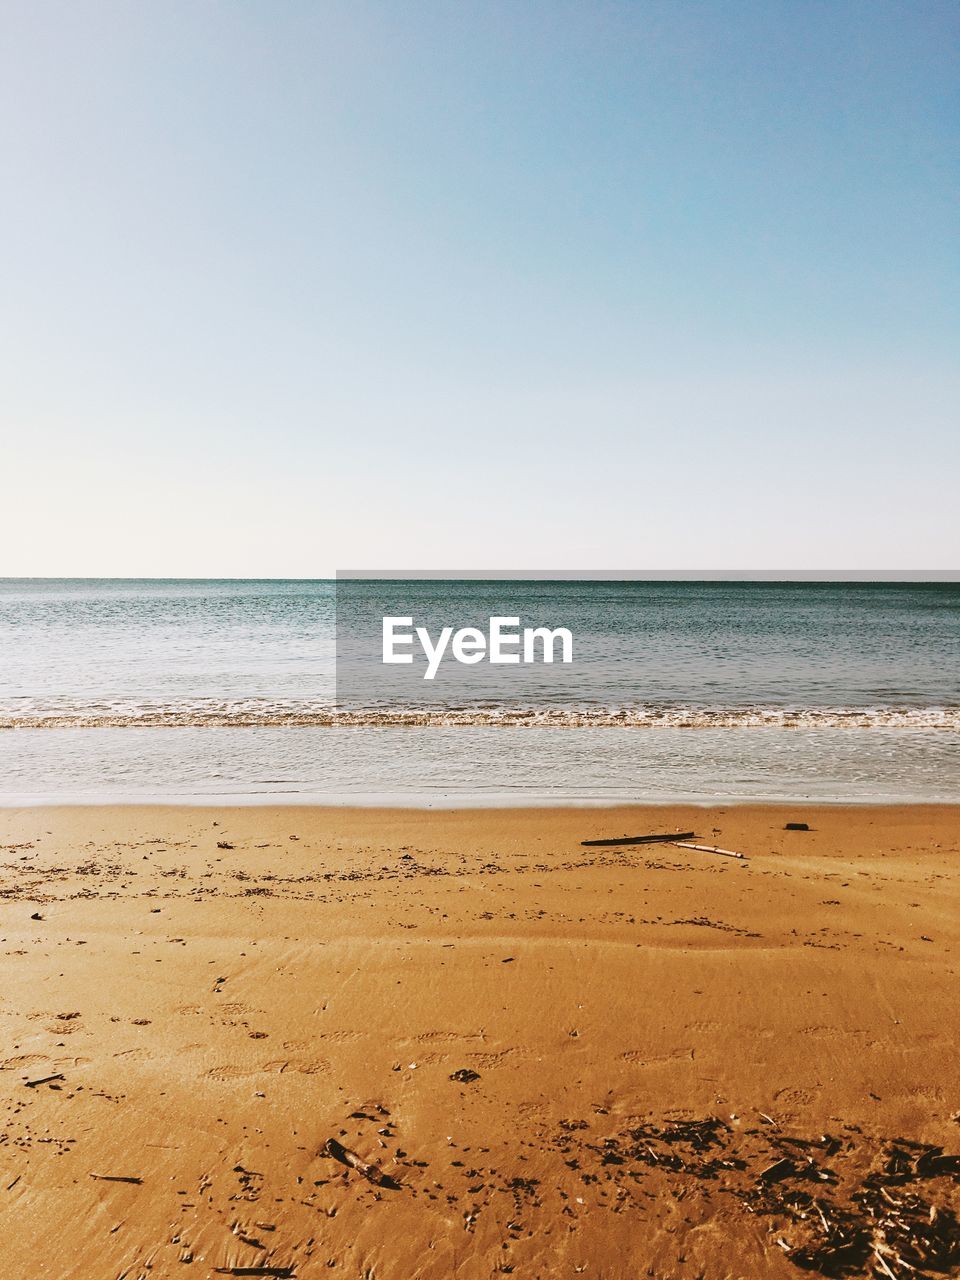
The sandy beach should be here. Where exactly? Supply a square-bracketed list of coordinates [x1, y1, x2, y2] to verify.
[1, 803, 958, 1279]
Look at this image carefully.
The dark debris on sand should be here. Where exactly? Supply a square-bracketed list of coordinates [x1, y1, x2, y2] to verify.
[560, 1117, 960, 1278]
[323, 1101, 960, 1277]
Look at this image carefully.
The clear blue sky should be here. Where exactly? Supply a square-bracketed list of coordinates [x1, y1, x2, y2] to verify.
[2, 0, 957, 574]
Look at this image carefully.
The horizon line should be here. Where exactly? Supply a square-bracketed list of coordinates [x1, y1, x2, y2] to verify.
[2, 571, 959, 583]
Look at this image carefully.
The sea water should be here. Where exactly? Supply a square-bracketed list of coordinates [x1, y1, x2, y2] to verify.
[0, 578, 956, 803]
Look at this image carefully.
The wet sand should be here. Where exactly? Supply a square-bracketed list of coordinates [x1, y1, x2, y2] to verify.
[1, 803, 958, 1279]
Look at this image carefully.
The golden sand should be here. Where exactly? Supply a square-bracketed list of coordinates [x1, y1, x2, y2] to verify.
[1, 804, 958, 1278]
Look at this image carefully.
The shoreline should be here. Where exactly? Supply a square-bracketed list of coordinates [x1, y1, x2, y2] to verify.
[4, 796, 960, 810]
[2, 802, 958, 1277]
[5, 725, 957, 810]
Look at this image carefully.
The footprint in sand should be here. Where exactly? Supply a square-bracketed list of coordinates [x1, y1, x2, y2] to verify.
[912, 1084, 946, 1103]
[0, 1053, 48, 1070]
[203, 1064, 260, 1081]
[262, 1058, 331, 1075]
[205, 1057, 333, 1080]
[469, 1048, 529, 1069]
[406, 1029, 483, 1045]
[621, 1048, 693, 1066]
[774, 1086, 816, 1106]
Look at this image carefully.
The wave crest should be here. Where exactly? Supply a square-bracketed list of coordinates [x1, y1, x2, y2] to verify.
[1, 700, 958, 730]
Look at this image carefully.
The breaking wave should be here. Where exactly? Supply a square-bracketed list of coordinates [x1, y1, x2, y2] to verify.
[1, 700, 959, 730]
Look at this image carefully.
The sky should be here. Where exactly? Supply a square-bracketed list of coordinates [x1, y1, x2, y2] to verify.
[1, 0, 957, 575]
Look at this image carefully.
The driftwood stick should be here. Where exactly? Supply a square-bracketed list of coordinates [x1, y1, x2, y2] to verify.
[213, 1269, 295, 1278]
[323, 1137, 397, 1188]
[672, 841, 745, 860]
[872, 1248, 898, 1280]
[581, 832, 696, 847]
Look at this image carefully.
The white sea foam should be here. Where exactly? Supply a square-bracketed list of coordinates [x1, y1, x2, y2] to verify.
[1, 699, 958, 729]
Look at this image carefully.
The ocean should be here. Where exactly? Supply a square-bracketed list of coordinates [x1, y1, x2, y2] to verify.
[0, 578, 957, 804]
